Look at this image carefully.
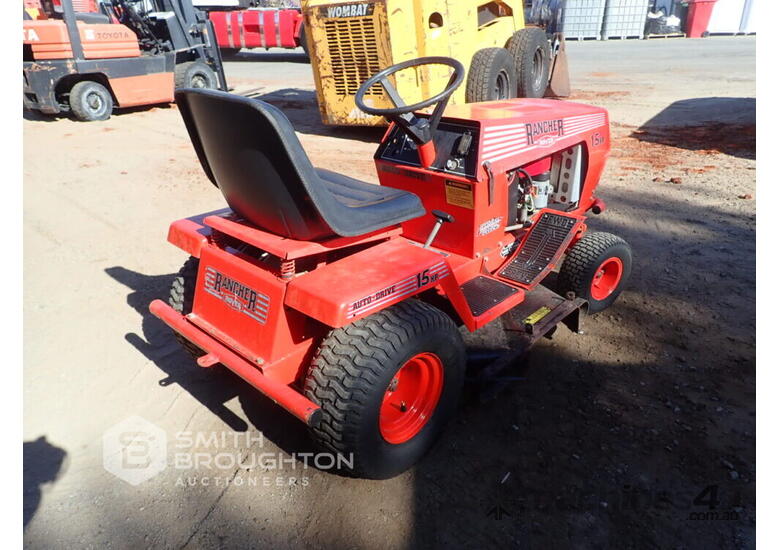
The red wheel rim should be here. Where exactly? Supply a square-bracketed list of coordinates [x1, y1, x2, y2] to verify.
[379, 352, 444, 444]
[590, 257, 624, 301]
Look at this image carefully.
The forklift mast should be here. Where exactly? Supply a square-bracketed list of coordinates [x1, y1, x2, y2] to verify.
[108, 0, 228, 89]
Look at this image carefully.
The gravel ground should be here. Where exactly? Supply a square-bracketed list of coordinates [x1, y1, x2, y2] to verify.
[23, 37, 755, 548]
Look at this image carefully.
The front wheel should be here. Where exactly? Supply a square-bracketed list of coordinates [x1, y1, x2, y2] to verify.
[558, 232, 632, 314]
[175, 61, 218, 90]
[304, 300, 466, 479]
[69, 81, 113, 121]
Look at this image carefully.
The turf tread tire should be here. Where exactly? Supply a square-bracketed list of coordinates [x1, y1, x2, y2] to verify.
[505, 27, 552, 98]
[304, 300, 465, 479]
[168, 256, 206, 359]
[558, 232, 632, 314]
[465, 47, 517, 103]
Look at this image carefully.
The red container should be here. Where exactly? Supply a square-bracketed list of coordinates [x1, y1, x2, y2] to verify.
[686, 0, 719, 38]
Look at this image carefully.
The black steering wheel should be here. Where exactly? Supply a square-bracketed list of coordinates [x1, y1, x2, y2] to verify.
[355, 57, 465, 146]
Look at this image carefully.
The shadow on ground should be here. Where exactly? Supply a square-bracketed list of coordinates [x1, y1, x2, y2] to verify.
[105, 266, 313, 455]
[223, 50, 309, 64]
[23, 436, 67, 528]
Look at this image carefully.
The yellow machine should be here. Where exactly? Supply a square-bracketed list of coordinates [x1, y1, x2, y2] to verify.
[302, 0, 569, 126]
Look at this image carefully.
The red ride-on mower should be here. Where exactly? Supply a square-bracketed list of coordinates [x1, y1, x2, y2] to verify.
[149, 57, 632, 479]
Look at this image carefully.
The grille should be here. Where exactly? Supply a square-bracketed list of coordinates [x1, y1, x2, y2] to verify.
[324, 17, 384, 97]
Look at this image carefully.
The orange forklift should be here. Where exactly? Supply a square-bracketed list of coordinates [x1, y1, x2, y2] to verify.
[23, 0, 227, 121]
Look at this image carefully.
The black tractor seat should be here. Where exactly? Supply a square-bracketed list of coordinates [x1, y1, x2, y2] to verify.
[175, 89, 425, 241]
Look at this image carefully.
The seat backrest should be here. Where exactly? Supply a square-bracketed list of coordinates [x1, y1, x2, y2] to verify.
[175, 89, 335, 240]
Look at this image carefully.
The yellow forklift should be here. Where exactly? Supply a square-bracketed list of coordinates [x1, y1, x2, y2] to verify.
[302, 0, 569, 126]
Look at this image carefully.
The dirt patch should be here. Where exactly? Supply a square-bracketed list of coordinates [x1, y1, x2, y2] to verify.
[609, 122, 755, 179]
[570, 90, 631, 101]
[631, 124, 755, 159]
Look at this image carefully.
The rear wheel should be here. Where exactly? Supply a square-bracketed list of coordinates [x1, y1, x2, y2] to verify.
[304, 300, 466, 479]
[465, 47, 517, 103]
[168, 256, 207, 360]
[558, 232, 632, 314]
[175, 61, 218, 90]
[69, 81, 113, 121]
[506, 28, 552, 98]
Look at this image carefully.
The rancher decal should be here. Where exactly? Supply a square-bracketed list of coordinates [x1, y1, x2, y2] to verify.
[525, 118, 564, 146]
[204, 266, 269, 324]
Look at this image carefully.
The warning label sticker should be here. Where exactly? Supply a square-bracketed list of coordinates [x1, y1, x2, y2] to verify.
[523, 306, 551, 326]
[445, 180, 474, 209]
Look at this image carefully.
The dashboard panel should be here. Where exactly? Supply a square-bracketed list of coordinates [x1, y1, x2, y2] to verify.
[375, 119, 481, 179]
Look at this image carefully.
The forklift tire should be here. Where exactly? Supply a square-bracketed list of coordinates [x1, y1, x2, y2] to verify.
[168, 257, 207, 360]
[506, 28, 552, 98]
[304, 300, 466, 479]
[69, 81, 113, 122]
[175, 61, 218, 90]
[465, 48, 517, 103]
[558, 232, 632, 314]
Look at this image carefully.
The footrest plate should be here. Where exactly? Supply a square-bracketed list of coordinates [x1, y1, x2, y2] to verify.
[499, 212, 581, 287]
[460, 276, 520, 317]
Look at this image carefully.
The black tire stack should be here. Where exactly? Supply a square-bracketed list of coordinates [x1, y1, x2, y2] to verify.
[465, 27, 553, 103]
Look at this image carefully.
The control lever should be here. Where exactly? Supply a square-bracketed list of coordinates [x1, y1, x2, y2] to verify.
[482, 160, 495, 205]
[424, 210, 455, 249]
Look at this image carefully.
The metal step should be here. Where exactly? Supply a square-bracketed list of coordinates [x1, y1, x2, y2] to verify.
[460, 276, 520, 318]
[499, 212, 580, 287]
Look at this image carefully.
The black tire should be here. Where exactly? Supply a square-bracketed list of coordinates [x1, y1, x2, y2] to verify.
[465, 47, 517, 103]
[506, 27, 552, 98]
[298, 27, 310, 60]
[220, 47, 241, 57]
[168, 257, 207, 360]
[69, 81, 113, 121]
[174, 61, 218, 90]
[558, 232, 632, 314]
[304, 300, 466, 479]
